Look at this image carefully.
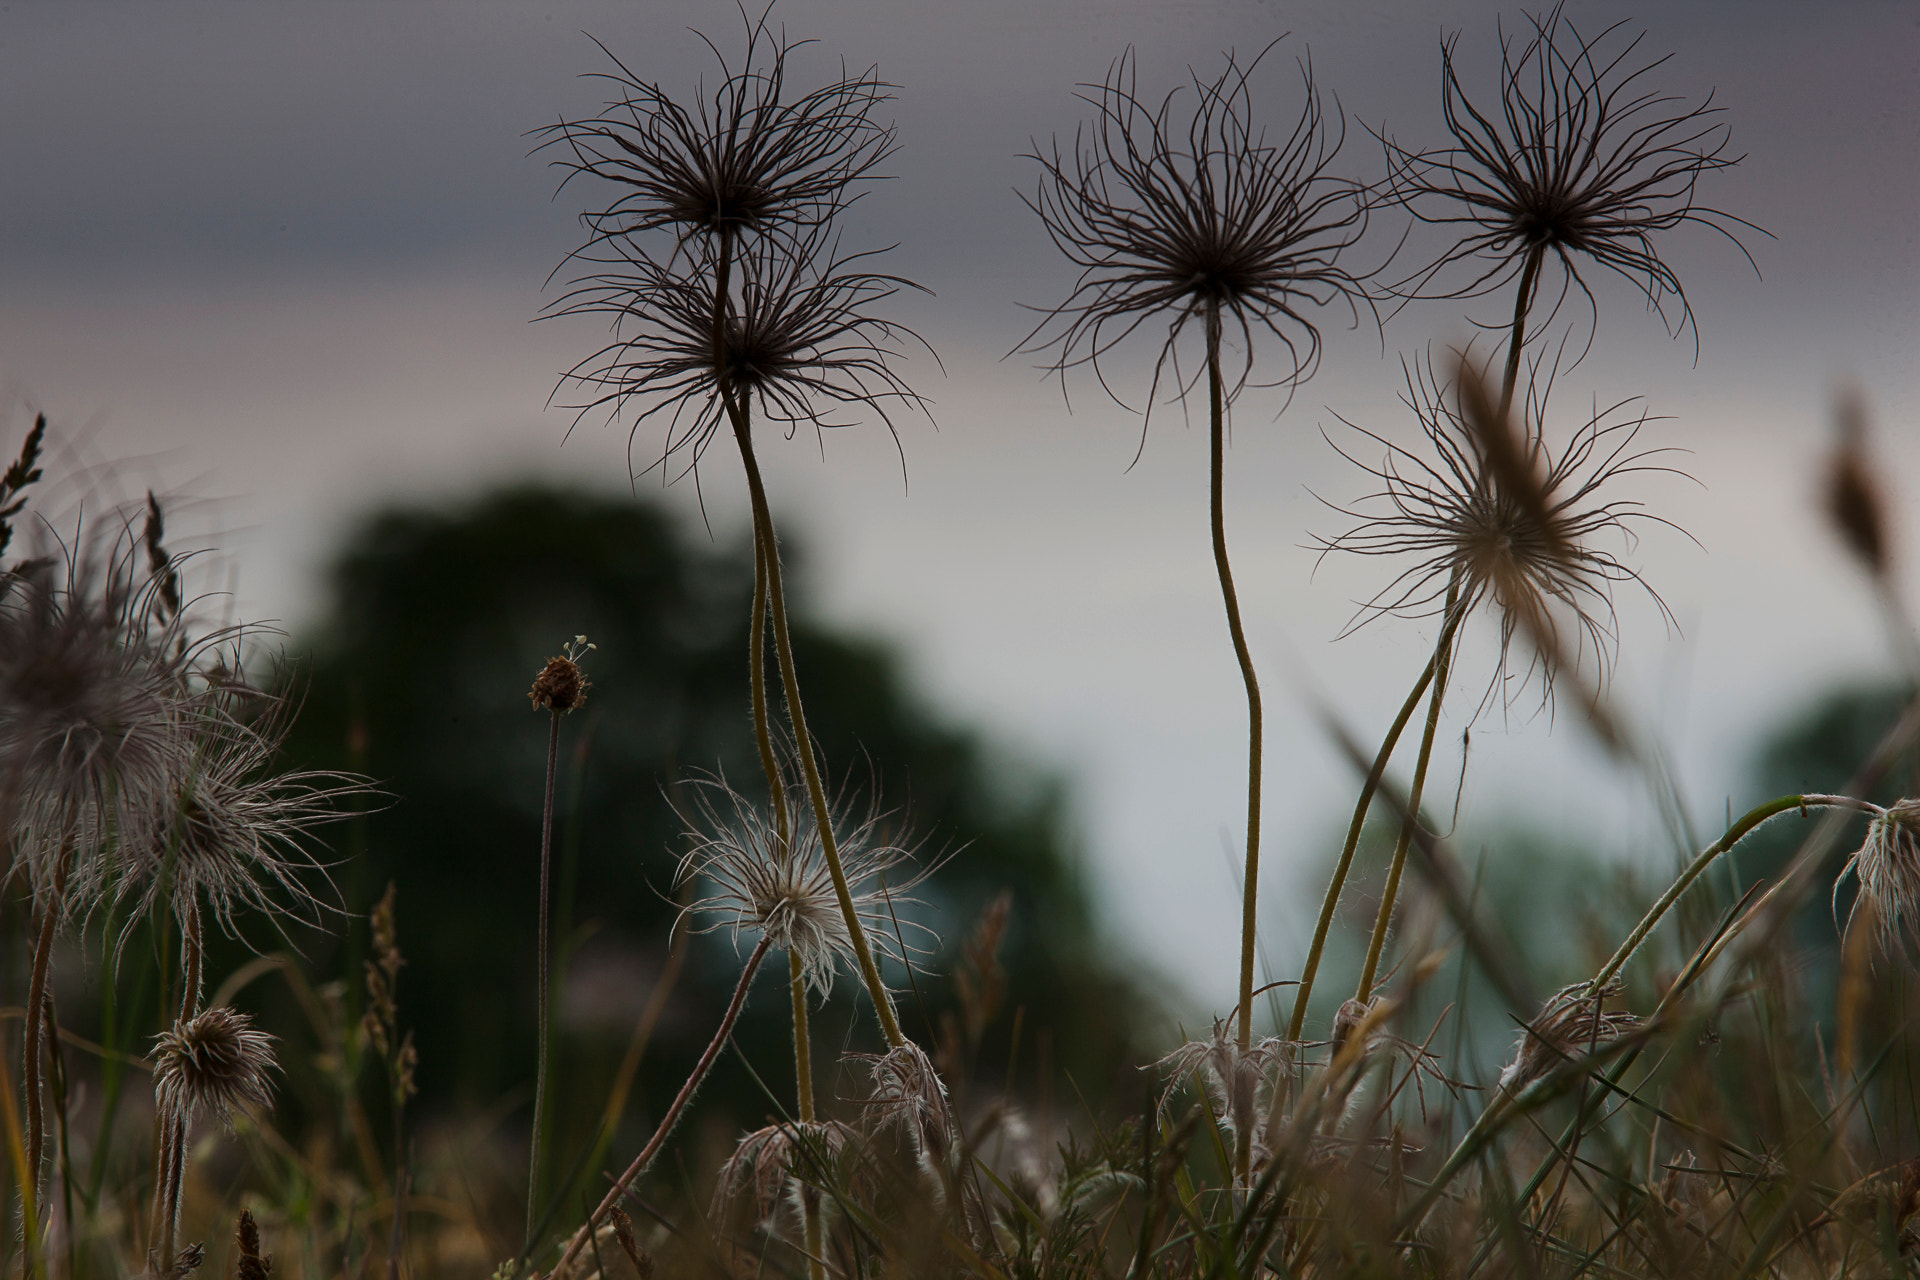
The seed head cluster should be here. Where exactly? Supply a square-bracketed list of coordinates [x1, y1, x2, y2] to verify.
[1377, 5, 1759, 350]
[676, 768, 933, 998]
[1840, 799, 1920, 955]
[153, 1005, 278, 1129]
[1021, 43, 1371, 419]
[1317, 352, 1680, 709]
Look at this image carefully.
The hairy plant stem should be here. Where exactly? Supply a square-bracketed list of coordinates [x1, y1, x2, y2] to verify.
[1356, 579, 1461, 1000]
[527, 709, 561, 1254]
[1590, 792, 1878, 990]
[1289, 604, 1466, 1042]
[23, 838, 73, 1222]
[755, 530, 825, 1280]
[551, 934, 773, 1280]
[750, 534, 793, 852]
[790, 952, 826, 1280]
[1201, 305, 1264, 1187]
[707, 225, 903, 1049]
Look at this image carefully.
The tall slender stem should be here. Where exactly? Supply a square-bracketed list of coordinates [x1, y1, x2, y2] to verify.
[1204, 306, 1264, 1185]
[750, 534, 792, 851]
[1357, 581, 1461, 1000]
[1498, 244, 1545, 423]
[789, 953, 815, 1122]
[759, 511, 822, 1280]
[1590, 792, 1878, 991]
[789, 952, 826, 1280]
[706, 222, 900, 1046]
[732, 417, 904, 1048]
[23, 841, 71, 1216]
[549, 935, 773, 1280]
[1289, 605, 1466, 1042]
[527, 710, 561, 1252]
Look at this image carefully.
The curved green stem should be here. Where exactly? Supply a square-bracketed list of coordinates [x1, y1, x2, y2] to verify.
[728, 400, 904, 1049]
[1398, 792, 1877, 1235]
[1498, 244, 1544, 423]
[1356, 586, 1459, 1000]
[789, 952, 825, 1280]
[706, 224, 900, 1047]
[1204, 306, 1265, 1186]
[1591, 792, 1879, 991]
[1289, 605, 1466, 1042]
[750, 527, 791, 852]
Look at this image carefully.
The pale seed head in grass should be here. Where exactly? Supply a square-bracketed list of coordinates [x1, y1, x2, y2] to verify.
[1152, 1018, 1292, 1165]
[1377, 3, 1762, 354]
[714, 1119, 851, 1229]
[153, 1005, 278, 1130]
[675, 765, 935, 998]
[1315, 350, 1685, 713]
[1020, 42, 1372, 433]
[1839, 800, 1920, 957]
[854, 1039, 955, 1165]
[109, 692, 378, 948]
[1498, 977, 1638, 1094]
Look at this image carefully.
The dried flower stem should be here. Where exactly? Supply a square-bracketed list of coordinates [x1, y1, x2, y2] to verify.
[1590, 791, 1879, 991]
[22, 836, 72, 1217]
[1498, 244, 1546, 421]
[1207, 305, 1266, 1185]
[750, 534, 793, 855]
[527, 707, 561, 1253]
[708, 223, 903, 1049]
[1289, 604, 1466, 1041]
[550, 933, 773, 1280]
[756, 529, 824, 1280]
[1357, 579, 1462, 1000]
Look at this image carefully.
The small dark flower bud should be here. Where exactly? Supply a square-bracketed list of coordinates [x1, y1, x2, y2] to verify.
[528, 636, 594, 713]
[610, 1207, 653, 1280]
[234, 1209, 272, 1280]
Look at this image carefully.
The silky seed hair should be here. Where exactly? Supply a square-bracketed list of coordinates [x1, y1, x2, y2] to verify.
[533, 7, 896, 259]
[1376, 3, 1761, 354]
[674, 763, 936, 997]
[1839, 799, 1920, 957]
[714, 1120, 851, 1228]
[152, 1005, 278, 1129]
[0, 514, 211, 919]
[1020, 42, 1372, 429]
[1498, 977, 1639, 1094]
[548, 225, 932, 480]
[107, 690, 378, 948]
[1315, 350, 1684, 712]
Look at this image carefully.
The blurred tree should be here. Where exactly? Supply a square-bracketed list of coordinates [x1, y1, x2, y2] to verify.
[253, 484, 1150, 1172]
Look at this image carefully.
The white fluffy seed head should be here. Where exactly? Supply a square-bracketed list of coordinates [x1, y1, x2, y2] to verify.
[674, 766, 935, 997]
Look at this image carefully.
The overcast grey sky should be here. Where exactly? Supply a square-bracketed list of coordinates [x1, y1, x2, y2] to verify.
[3, 0, 1916, 1008]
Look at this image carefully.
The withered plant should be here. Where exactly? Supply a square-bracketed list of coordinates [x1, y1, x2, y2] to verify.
[539, 12, 933, 1277]
[1020, 43, 1371, 1180]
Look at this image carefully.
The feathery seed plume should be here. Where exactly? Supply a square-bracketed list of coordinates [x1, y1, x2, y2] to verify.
[152, 1006, 278, 1129]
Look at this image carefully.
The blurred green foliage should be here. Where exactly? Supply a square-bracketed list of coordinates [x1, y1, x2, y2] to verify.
[246, 484, 1152, 1169]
